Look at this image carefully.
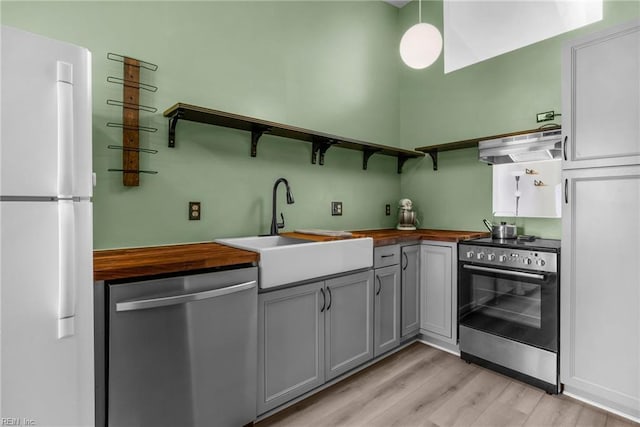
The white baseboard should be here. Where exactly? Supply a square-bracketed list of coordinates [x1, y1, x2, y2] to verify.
[416, 338, 460, 357]
[563, 390, 640, 424]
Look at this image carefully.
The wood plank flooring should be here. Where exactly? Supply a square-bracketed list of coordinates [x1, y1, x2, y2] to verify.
[256, 342, 639, 427]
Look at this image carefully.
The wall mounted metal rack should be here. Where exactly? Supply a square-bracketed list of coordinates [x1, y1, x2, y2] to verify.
[163, 103, 424, 174]
[106, 53, 159, 186]
[415, 125, 561, 171]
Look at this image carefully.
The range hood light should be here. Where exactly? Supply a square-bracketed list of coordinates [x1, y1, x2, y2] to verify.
[508, 150, 553, 163]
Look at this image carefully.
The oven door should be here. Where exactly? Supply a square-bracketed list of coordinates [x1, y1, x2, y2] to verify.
[458, 262, 558, 352]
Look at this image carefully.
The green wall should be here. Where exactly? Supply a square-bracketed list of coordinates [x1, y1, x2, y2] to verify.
[397, 0, 640, 238]
[1, 1, 403, 249]
[4, 1, 639, 248]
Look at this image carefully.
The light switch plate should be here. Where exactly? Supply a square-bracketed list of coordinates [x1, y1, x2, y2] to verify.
[536, 110, 555, 122]
[331, 201, 342, 216]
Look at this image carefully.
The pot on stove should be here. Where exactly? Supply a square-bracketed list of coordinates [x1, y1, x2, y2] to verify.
[483, 219, 517, 240]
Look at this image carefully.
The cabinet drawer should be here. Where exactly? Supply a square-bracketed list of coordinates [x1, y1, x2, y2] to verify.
[374, 245, 400, 268]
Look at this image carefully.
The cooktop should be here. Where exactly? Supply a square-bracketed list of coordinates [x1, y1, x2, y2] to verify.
[463, 236, 561, 253]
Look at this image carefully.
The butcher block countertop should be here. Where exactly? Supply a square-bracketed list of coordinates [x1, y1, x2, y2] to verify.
[282, 228, 489, 247]
[93, 242, 258, 281]
[93, 229, 487, 281]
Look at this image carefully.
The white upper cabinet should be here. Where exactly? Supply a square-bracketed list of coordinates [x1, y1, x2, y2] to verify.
[562, 20, 640, 169]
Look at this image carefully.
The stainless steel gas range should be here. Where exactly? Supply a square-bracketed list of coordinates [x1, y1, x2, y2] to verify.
[458, 237, 560, 394]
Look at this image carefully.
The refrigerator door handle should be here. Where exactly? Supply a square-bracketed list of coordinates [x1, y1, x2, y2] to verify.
[115, 280, 257, 312]
[57, 61, 74, 198]
[58, 200, 76, 338]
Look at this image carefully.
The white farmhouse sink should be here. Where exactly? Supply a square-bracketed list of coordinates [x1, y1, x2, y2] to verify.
[221, 235, 312, 249]
[215, 235, 373, 289]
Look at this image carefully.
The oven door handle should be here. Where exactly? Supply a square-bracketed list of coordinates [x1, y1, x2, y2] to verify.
[462, 264, 545, 281]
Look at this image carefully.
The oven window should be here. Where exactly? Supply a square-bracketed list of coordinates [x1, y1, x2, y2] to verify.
[459, 264, 558, 352]
[471, 276, 541, 328]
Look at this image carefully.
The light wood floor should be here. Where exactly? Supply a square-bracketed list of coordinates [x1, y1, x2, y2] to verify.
[256, 342, 639, 427]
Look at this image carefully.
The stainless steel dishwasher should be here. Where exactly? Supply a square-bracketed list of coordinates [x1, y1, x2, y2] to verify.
[104, 267, 257, 427]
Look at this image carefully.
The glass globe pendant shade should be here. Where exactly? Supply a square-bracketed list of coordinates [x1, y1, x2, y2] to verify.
[399, 22, 443, 69]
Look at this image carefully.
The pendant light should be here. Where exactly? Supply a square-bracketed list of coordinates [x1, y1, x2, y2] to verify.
[399, 0, 443, 69]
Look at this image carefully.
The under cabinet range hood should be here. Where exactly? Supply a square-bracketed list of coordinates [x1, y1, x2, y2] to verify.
[478, 129, 562, 164]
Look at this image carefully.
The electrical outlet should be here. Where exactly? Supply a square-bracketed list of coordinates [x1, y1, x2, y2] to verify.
[385, 204, 391, 216]
[189, 201, 201, 220]
[536, 111, 555, 123]
[331, 201, 342, 216]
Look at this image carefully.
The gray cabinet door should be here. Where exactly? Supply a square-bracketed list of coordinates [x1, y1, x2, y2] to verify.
[401, 245, 420, 337]
[374, 264, 401, 357]
[325, 270, 374, 381]
[561, 166, 640, 418]
[258, 281, 325, 414]
[562, 20, 640, 169]
[420, 244, 453, 339]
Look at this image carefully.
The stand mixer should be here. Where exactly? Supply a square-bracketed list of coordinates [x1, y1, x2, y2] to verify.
[397, 198, 418, 230]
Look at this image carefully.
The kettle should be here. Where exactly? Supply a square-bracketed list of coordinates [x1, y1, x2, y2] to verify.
[397, 199, 418, 230]
[483, 219, 517, 239]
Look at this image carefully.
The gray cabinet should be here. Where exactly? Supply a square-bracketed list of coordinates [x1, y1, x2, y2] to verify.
[258, 270, 373, 413]
[325, 270, 374, 380]
[561, 20, 640, 421]
[419, 242, 456, 346]
[373, 265, 400, 357]
[561, 167, 640, 418]
[257, 281, 325, 414]
[401, 244, 420, 337]
[562, 20, 640, 169]
[373, 244, 400, 268]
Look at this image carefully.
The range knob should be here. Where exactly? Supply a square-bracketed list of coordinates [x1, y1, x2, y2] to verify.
[466, 251, 475, 259]
[498, 255, 507, 262]
[523, 257, 533, 265]
[477, 252, 485, 260]
[536, 259, 546, 267]
[487, 253, 496, 261]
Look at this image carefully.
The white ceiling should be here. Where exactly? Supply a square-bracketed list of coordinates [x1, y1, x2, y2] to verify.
[384, 0, 411, 8]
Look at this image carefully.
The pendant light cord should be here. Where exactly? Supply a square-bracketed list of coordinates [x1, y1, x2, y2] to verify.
[419, 0, 422, 23]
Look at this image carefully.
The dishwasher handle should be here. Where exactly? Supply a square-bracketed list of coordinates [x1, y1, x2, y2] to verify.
[116, 280, 257, 312]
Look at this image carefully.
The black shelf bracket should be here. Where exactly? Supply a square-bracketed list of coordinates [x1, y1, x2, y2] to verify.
[319, 140, 336, 165]
[311, 137, 337, 165]
[427, 151, 438, 171]
[362, 148, 381, 170]
[397, 156, 410, 174]
[167, 111, 183, 148]
[250, 125, 271, 157]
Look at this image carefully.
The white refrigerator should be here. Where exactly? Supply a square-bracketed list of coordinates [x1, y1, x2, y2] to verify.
[0, 26, 94, 426]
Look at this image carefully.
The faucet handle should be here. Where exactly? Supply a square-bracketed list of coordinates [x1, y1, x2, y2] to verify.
[277, 212, 285, 229]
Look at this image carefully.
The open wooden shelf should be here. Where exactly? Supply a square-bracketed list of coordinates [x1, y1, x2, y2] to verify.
[415, 125, 561, 170]
[163, 103, 424, 174]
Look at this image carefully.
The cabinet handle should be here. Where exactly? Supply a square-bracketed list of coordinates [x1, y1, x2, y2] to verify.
[380, 254, 395, 258]
[402, 252, 408, 270]
[376, 276, 382, 295]
[320, 288, 326, 312]
[563, 135, 568, 161]
[463, 265, 545, 280]
[564, 178, 568, 204]
[326, 286, 332, 311]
